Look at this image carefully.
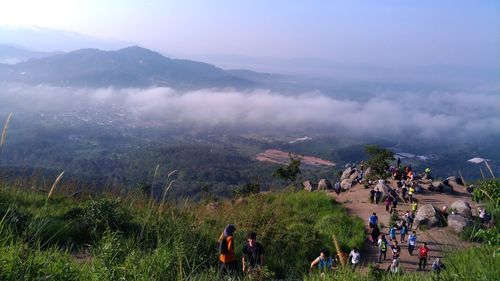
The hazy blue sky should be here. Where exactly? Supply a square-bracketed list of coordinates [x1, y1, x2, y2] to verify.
[0, 0, 499, 67]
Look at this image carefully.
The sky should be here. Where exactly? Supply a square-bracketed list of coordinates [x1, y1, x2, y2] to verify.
[0, 0, 499, 68]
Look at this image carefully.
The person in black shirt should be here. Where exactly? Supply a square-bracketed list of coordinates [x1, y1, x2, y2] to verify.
[242, 231, 265, 273]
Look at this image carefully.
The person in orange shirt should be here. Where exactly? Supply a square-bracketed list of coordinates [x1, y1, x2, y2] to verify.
[218, 224, 237, 275]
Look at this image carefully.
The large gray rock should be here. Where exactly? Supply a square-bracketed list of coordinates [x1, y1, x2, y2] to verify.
[446, 176, 464, 186]
[448, 214, 471, 232]
[364, 167, 372, 178]
[341, 179, 353, 190]
[451, 200, 472, 218]
[341, 167, 353, 181]
[349, 170, 360, 181]
[317, 179, 333, 190]
[374, 181, 392, 197]
[415, 204, 442, 228]
[303, 180, 315, 192]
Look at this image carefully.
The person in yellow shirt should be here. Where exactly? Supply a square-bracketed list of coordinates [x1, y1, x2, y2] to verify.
[219, 224, 237, 275]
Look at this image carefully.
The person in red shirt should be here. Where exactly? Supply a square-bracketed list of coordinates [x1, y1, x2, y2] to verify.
[418, 242, 430, 270]
[219, 224, 237, 275]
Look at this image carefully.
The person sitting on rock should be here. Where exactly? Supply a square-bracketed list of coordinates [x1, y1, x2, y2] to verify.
[428, 182, 435, 192]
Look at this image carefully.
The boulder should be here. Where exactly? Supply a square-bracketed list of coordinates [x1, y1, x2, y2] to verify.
[448, 214, 470, 232]
[446, 176, 464, 186]
[451, 200, 472, 218]
[303, 180, 315, 192]
[415, 204, 442, 228]
[349, 170, 360, 181]
[341, 179, 353, 190]
[317, 179, 333, 190]
[364, 167, 372, 178]
[374, 181, 392, 197]
[341, 167, 353, 181]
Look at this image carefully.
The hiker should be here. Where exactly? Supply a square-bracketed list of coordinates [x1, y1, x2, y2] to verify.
[385, 197, 392, 212]
[440, 206, 449, 220]
[390, 240, 401, 260]
[356, 170, 364, 183]
[334, 181, 341, 195]
[408, 231, 417, 255]
[407, 212, 414, 229]
[389, 225, 397, 241]
[391, 195, 398, 213]
[428, 182, 435, 192]
[218, 224, 237, 275]
[401, 184, 408, 202]
[370, 189, 376, 203]
[411, 201, 418, 214]
[242, 231, 265, 273]
[400, 222, 408, 243]
[388, 259, 400, 274]
[374, 188, 382, 204]
[418, 242, 430, 270]
[397, 157, 401, 168]
[360, 160, 364, 171]
[368, 212, 378, 231]
[310, 248, 334, 273]
[408, 186, 415, 202]
[377, 234, 388, 262]
[371, 225, 380, 246]
[348, 247, 361, 272]
[432, 258, 445, 275]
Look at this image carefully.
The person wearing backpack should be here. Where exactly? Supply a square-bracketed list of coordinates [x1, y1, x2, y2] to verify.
[218, 224, 237, 275]
[408, 231, 417, 255]
[242, 231, 265, 273]
[418, 242, 430, 270]
[377, 234, 388, 262]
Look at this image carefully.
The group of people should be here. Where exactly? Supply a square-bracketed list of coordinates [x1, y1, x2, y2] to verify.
[218, 224, 265, 276]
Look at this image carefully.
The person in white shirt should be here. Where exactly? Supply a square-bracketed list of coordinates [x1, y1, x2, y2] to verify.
[348, 247, 361, 272]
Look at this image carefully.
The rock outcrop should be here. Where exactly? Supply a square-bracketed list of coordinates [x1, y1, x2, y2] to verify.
[341, 167, 353, 181]
[415, 204, 442, 228]
[448, 214, 470, 232]
[303, 181, 315, 192]
[341, 179, 353, 190]
[317, 179, 333, 190]
[451, 200, 472, 218]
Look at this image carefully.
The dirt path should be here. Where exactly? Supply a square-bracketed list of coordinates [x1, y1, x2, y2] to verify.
[328, 179, 476, 273]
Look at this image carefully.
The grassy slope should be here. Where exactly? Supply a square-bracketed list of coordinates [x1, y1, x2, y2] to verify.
[0, 186, 364, 280]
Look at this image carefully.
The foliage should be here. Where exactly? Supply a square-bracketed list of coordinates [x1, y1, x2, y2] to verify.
[233, 181, 261, 198]
[472, 179, 500, 206]
[272, 153, 301, 184]
[365, 145, 394, 179]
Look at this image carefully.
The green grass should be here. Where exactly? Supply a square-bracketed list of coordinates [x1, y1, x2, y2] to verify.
[0, 186, 365, 280]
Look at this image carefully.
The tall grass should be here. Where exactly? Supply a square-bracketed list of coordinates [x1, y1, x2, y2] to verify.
[0, 112, 13, 152]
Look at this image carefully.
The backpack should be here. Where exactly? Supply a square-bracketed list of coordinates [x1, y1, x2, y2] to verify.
[380, 240, 387, 251]
[219, 237, 228, 255]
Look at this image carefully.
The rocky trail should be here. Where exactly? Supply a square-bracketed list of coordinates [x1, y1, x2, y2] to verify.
[328, 178, 477, 273]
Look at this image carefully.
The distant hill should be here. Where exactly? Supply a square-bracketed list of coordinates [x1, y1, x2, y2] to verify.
[0, 44, 60, 64]
[0, 46, 257, 89]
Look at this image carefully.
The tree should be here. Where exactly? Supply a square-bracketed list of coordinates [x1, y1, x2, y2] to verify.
[272, 153, 301, 185]
[365, 145, 394, 179]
